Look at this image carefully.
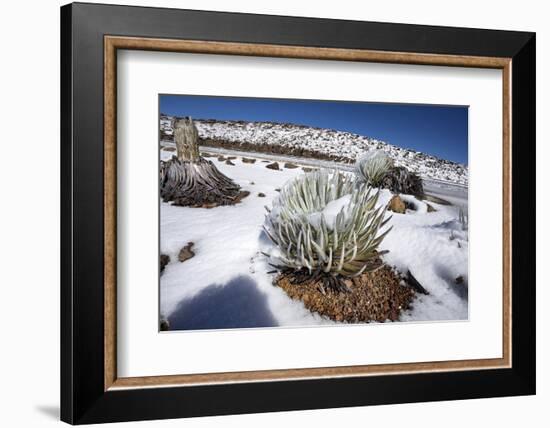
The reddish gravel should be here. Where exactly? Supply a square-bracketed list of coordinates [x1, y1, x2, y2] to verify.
[275, 266, 415, 323]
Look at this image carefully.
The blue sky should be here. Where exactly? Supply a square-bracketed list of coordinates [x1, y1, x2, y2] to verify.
[160, 95, 468, 164]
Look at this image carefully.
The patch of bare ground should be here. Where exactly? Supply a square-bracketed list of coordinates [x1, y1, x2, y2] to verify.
[186, 190, 249, 209]
[199, 138, 352, 164]
[275, 265, 415, 323]
[160, 254, 170, 273]
[178, 242, 195, 263]
[265, 162, 280, 170]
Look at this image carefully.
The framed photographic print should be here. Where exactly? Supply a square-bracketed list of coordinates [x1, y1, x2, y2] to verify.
[60, 2, 536, 424]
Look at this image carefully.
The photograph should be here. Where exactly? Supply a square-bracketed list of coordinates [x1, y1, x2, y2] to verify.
[158, 95, 469, 331]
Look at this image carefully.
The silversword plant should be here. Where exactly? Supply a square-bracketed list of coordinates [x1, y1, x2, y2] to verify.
[355, 150, 393, 187]
[264, 170, 391, 279]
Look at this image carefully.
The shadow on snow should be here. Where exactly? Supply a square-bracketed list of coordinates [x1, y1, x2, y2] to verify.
[433, 262, 468, 300]
[168, 275, 279, 331]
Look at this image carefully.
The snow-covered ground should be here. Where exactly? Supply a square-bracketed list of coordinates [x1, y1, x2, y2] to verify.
[424, 179, 469, 211]
[160, 149, 468, 331]
[161, 116, 469, 185]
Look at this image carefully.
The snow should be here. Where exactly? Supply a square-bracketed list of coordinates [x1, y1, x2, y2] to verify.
[356, 149, 391, 167]
[399, 194, 429, 214]
[160, 154, 334, 329]
[377, 190, 469, 321]
[160, 149, 469, 330]
[306, 194, 353, 229]
[424, 179, 469, 210]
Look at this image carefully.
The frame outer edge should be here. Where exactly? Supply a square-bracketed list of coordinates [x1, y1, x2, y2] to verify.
[510, 33, 536, 392]
[60, 3, 75, 424]
[73, 2, 534, 58]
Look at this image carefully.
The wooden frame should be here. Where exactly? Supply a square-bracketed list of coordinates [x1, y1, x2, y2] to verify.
[62, 2, 535, 424]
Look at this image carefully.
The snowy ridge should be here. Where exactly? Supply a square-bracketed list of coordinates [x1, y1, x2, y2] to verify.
[160, 116, 468, 185]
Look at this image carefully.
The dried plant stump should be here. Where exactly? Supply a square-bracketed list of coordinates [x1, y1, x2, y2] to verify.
[160, 117, 248, 207]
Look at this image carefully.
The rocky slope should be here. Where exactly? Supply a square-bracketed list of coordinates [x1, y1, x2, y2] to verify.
[160, 116, 468, 185]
